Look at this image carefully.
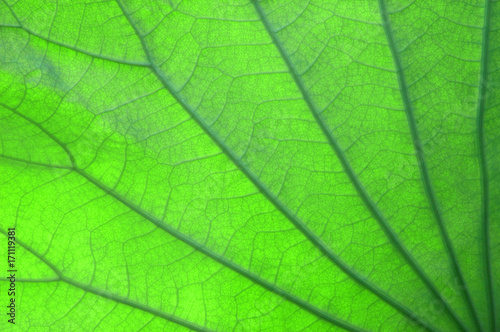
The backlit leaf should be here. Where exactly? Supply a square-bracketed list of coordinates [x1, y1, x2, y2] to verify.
[0, 0, 498, 331]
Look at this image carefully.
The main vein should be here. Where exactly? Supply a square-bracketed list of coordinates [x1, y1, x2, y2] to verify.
[0, 230, 211, 332]
[377, 0, 482, 330]
[1, 67, 364, 332]
[252, 0, 468, 331]
[111, 1, 442, 330]
[477, 0, 496, 330]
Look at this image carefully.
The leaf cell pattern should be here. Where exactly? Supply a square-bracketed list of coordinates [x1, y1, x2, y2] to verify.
[0, 0, 498, 331]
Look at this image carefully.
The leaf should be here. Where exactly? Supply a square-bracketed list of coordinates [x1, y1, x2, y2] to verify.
[0, 0, 498, 331]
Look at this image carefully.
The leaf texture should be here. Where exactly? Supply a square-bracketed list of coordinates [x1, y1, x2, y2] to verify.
[0, 0, 498, 331]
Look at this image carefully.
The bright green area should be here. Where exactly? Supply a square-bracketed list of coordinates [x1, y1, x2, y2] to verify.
[0, 0, 498, 331]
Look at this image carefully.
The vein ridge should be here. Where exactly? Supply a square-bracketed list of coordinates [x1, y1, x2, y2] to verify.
[3, 99, 363, 331]
[114, 0, 438, 330]
[2, 3, 363, 329]
[0, 230, 212, 332]
[0, 154, 73, 169]
[377, 0, 482, 330]
[252, 0, 468, 331]
[477, 0, 496, 330]
[76, 167, 364, 332]
[0, 2, 149, 68]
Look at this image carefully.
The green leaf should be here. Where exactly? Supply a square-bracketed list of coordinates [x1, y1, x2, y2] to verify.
[0, 0, 498, 331]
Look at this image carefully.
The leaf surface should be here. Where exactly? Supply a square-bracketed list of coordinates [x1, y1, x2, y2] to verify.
[0, 0, 498, 331]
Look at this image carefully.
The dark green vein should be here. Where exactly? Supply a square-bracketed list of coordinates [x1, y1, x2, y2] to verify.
[0, 2, 150, 68]
[377, 0, 482, 331]
[0, 102, 77, 169]
[0, 231, 211, 332]
[477, 0, 496, 330]
[2, 78, 361, 332]
[0, 154, 72, 169]
[75, 168, 361, 332]
[252, 1, 466, 331]
[113, 1, 436, 331]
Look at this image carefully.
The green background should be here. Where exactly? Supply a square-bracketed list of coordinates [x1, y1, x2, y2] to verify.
[0, 0, 498, 331]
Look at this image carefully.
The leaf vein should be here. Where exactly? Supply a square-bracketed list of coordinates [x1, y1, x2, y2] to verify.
[378, 1, 483, 330]
[476, 0, 496, 330]
[0, 231, 212, 332]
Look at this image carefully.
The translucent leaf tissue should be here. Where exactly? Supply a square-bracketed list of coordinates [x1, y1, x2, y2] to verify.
[0, 1, 498, 331]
